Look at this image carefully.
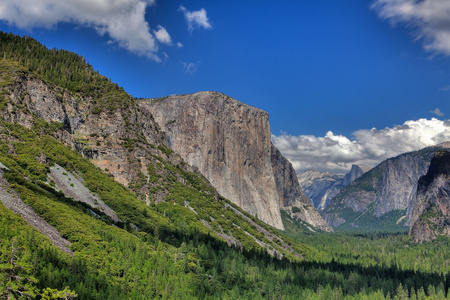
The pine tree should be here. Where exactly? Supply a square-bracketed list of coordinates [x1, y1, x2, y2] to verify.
[394, 283, 408, 300]
[41, 287, 78, 300]
[0, 238, 38, 299]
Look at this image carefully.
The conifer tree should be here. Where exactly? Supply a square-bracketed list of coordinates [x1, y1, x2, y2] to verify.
[0, 238, 38, 299]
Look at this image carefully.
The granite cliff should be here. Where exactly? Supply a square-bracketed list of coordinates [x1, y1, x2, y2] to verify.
[410, 150, 450, 242]
[322, 143, 450, 230]
[142, 92, 331, 231]
[298, 164, 370, 212]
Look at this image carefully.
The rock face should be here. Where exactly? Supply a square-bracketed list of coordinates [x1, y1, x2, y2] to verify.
[298, 164, 370, 212]
[271, 145, 332, 231]
[271, 144, 312, 207]
[322, 144, 450, 230]
[143, 92, 331, 231]
[410, 150, 450, 243]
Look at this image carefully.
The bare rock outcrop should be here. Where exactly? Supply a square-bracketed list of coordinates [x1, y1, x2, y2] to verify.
[49, 164, 121, 223]
[142, 91, 331, 231]
[410, 150, 450, 242]
[1, 73, 168, 193]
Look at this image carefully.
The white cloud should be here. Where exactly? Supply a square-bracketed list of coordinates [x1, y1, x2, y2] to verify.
[181, 61, 198, 74]
[272, 118, 450, 174]
[153, 25, 172, 45]
[176, 42, 184, 48]
[0, 0, 171, 61]
[371, 0, 450, 56]
[179, 5, 212, 33]
[430, 108, 444, 116]
[440, 85, 450, 91]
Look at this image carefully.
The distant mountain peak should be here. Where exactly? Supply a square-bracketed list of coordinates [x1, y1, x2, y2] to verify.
[342, 164, 371, 187]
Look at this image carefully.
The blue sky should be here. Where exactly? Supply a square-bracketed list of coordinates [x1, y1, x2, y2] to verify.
[1, 0, 450, 173]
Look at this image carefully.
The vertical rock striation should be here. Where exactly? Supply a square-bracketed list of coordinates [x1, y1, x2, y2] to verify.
[142, 91, 331, 231]
[410, 150, 450, 242]
[271, 144, 312, 207]
[271, 145, 332, 231]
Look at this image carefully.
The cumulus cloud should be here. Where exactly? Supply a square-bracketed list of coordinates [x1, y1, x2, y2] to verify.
[272, 118, 450, 174]
[371, 0, 450, 56]
[153, 25, 172, 45]
[179, 5, 212, 33]
[0, 0, 175, 61]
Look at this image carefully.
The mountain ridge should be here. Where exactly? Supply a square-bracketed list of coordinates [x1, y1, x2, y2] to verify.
[322, 143, 450, 231]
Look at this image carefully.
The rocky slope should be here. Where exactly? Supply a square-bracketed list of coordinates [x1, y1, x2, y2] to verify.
[322, 143, 450, 230]
[0, 164, 73, 254]
[142, 92, 331, 231]
[410, 150, 450, 242]
[298, 164, 370, 211]
[1, 64, 168, 194]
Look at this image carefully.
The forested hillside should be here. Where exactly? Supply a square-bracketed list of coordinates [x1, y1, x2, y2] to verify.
[0, 32, 449, 299]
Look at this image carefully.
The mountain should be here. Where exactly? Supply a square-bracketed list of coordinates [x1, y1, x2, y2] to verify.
[410, 150, 450, 242]
[141, 92, 332, 232]
[0, 32, 316, 260]
[322, 143, 450, 231]
[298, 164, 370, 211]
